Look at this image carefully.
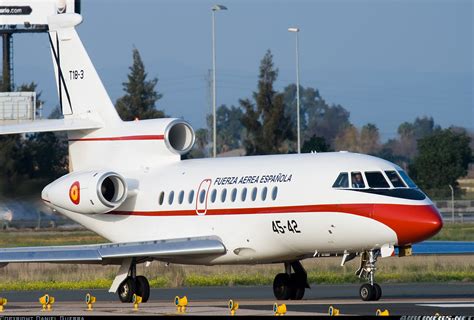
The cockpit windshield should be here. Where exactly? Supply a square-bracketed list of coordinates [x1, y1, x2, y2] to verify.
[385, 171, 407, 188]
[332, 170, 417, 190]
[397, 170, 418, 188]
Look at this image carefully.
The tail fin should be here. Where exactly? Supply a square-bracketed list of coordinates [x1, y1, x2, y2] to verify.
[47, 13, 121, 126]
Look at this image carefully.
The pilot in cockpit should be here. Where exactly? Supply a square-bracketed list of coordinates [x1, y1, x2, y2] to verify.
[352, 172, 365, 188]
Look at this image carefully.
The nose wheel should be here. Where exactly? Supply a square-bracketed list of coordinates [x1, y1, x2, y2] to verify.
[356, 250, 382, 301]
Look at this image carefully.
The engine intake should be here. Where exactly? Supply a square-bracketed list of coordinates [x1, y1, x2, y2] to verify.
[42, 171, 128, 214]
[164, 120, 195, 155]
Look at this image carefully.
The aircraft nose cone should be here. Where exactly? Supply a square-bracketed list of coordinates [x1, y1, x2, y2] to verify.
[373, 204, 443, 246]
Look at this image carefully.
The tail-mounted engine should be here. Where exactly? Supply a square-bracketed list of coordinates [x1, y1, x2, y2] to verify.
[42, 171, 128, 214]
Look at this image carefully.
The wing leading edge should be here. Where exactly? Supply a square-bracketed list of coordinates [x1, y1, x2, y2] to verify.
[0, 236, 226, 265]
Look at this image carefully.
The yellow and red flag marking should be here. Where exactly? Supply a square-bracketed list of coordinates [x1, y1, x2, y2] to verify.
[69, 181, 80, 205]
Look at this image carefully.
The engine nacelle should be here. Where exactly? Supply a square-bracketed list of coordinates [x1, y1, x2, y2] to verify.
[163, 120, 195, 155]
[42, 171, 127, 214]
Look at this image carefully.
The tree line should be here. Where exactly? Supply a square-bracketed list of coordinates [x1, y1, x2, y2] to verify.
[0, 48, 472, 199]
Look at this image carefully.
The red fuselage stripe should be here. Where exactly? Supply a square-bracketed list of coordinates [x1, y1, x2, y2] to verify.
[110, 203, 379, 217]
[69, 135, 165, 142]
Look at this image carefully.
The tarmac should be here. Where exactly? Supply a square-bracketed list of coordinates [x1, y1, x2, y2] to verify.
[0, 283, 473, 316]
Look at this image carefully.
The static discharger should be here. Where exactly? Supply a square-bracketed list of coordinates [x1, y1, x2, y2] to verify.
[85, 293, 96, 311]
[376, 309, 390, 316]
[39, 294, 54, 311]
[228, 299, 239, 316]
[132, 294, 142, 311]
[0, 297, 7, 312]
[273, 303, 287, 316]
[328, 305, 340, 316]
[175, 296, 188, 313]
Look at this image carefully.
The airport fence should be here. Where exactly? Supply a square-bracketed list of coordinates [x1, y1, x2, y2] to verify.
[433, 200, 474, 223]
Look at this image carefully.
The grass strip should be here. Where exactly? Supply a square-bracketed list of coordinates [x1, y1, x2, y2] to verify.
[1, 271, 472, 291]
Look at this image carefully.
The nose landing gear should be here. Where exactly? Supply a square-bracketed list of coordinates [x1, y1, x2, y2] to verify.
[273, 261, 310, 300]
[356, 250, 382, 301]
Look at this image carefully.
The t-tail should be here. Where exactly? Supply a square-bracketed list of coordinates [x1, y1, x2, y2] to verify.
[0, 13, 195, 172]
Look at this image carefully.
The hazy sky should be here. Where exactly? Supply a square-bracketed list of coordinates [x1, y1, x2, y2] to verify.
[10, 0, 474, 140]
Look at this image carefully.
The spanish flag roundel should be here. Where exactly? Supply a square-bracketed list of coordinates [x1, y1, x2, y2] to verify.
[69, 181, 80, 205]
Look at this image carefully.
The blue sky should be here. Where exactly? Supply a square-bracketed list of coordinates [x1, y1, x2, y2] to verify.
[10, 0, 474, 140]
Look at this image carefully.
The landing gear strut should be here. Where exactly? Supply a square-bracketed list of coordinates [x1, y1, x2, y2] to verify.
[273, 261, 310, 300]
[356, 250, 382, 301]
[117, 261, 150, 303]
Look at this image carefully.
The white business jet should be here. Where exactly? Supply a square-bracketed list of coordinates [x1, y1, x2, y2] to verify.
[0, 13, 442, 302]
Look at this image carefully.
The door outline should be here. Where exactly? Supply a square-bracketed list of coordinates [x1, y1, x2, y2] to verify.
[196, 179, 212, 216]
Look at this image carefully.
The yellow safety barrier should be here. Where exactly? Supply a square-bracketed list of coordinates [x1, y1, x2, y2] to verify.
[39, 294, 54, 311]
[132, 294, 142, 311]
[85, 293, 96, 311]
[0, 297, 7, 312]
[376, 309, 390, 316]
[228, 299, 239, 316]
[328, 305, 340, 316]
[175, 296, 188, 313]
[273, 303, 287, 316]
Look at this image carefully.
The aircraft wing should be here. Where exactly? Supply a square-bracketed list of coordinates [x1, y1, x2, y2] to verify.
[0, 236, 226, 265]
[411, 241, 474, 255]
[0, 119, 102, 135]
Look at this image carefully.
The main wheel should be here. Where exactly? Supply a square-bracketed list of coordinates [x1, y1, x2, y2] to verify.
[118, 277, 136, 303]
[359, 283, 375, 301]
[290, 273, 306, 300]
[273, 273, 294, 300]
[373, 283, 382, 301]
[136, 276, 150, 303]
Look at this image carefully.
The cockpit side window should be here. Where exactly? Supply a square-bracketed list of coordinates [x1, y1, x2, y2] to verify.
[385, 171, 407, 188]
[351, 172, 365, 188]
[332, 172, 349, 188]
[398, 170, 418, 188]
[365, 171, 390, 188]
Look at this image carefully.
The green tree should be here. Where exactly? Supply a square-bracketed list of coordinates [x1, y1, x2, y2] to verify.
[116, 48, 165, 120]
[241, 50, 292, 155]
[283, 84, 351, 150]
[409, 128, 472, 198]
[301, 135, 331, 153]
[359, 123, 380, 154]
[206, 105, 243, 154]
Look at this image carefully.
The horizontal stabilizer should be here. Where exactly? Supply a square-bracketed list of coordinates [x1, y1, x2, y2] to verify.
[0, 119, 102, 135]
[0, 236, 226, 264]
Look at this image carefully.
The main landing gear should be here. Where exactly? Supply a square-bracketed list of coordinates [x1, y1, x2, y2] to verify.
[117, 261, 150, 303]
[356, 250, 382, 301]
[273, 261, 310, 300]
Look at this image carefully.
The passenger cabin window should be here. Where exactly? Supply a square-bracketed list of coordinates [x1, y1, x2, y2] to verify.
[231, 188, 237, 202]
[199, 189, 206, 204]
[241, 188, 247, 201]
[272, 186, 278, 200]
[210, 189, 217, 203]
[188, 190, 195, 204]
[159, 192, 165, 205]
[168, 191, 174, 205]
[332, 172, 349, 188]
[261, 187, 268, 201]
[221, 189, 227, 202]
[178, 190, 184, 204]
[385, 171, 406, 188]
[351, 172, 365, 188]
[251, 187, 257, 201]
[398, 170, 418, 188]
[365, 171, 390, 188]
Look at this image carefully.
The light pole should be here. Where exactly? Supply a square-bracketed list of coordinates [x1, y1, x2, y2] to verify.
[288, 27, 301, 154]
[448, 184, 454, 223]
[211, 4, 227, 158]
